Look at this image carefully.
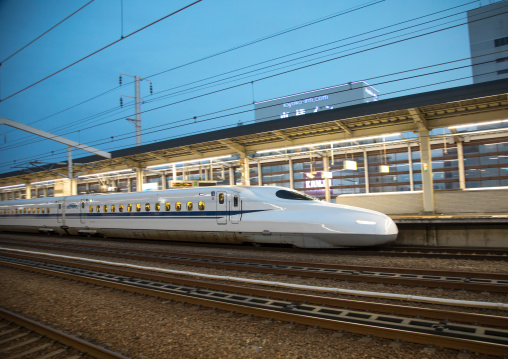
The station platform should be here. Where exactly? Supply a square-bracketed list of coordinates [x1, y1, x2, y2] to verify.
[390, 214, 508, 248]
[391, 213, 508, 224]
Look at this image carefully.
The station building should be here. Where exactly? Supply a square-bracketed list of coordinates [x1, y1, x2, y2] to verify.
[468, 0, 508, 83]
[1, 79, 507, 247]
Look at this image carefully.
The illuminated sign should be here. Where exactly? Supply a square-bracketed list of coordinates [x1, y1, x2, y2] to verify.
[344, 160, 357, 170]
[255, 81, 379, 123]
[305, 180, 325, 188]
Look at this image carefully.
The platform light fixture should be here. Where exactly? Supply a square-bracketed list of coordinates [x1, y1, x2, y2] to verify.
[146, 155, 232, 169]
[448, 119, 508, 130]
[0, 183, 25, 190]
[77, 169, 135, 179]
[31, 178, 68, 185]
[256, 133, 401, 154]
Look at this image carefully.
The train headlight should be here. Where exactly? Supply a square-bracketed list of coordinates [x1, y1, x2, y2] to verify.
[356, 220, 376, 225]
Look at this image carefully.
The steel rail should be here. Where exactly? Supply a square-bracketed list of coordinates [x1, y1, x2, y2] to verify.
[2, 239, 507, 293]
[0, 308, 129, 359]
[1, 254, 507, 356]
[3, 238, 507, 279]
[2, 250, 506, 328]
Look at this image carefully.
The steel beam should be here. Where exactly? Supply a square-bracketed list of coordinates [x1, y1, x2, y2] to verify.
[0, 118, 111, 159]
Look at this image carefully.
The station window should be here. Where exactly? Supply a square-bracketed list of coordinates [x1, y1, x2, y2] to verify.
[96, 205, 100, 213]
[111, 205, 115, 212]
[155, 203, 160, 211]
[198, 201, 205, 211]
[165, 202, 170, 211]
[104, 205, 108, 213]
[175, 202, 182, 211]
[119, 204, 124, 212]
[127, 204, 132, 212]
[186, 202, 193, 211]
[136, 204, 141, 212]
[145, 203, 150, 211]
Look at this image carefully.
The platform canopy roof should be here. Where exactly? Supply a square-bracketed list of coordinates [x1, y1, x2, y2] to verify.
[1, 78, 507, 187]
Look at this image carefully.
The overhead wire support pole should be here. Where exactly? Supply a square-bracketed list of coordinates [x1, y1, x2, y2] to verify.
[120, 73, 152, 146]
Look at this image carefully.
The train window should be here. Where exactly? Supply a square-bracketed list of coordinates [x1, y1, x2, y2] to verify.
[155, 203, 160, 211]
[82, 202, 85, 209]
[198, 201, 205, 211]
[47, 208, 50, 214]
[136, 204, 141, 212]
[111, 205, 115, 212]
[233, 196, 239, 207]
[37, 208, 40, 214]
[59, 204, 62, 209]
[96, 205, 100, 213]
[42, 208, 45, 214]
[165, 202, 170, 211]
[119, 204, 124, 212]
[127, 204, 132, 212]
[275, 189, 315, 201]
[89, 206, 93, 213]
[175, 202, 182, 211]
[219, 193, 225, 204]
[32, 208, 36, 213]
[145, 203, 150, 212]
[104, 205, 108, 213]
[186, 202, 193, 211]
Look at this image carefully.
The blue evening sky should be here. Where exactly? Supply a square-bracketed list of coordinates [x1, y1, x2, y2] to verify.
[0, 0, 488, 175]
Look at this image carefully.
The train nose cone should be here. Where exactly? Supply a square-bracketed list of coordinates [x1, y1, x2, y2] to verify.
[382, 216, 398, 242]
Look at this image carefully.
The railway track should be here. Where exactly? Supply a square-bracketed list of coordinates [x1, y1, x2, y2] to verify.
[0, 252, 507, 357]
[2, 238, 508, 294]
[0, 307, 128, 359]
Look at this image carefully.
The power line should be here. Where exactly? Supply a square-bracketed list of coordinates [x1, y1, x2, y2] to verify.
[5, 0, 478, 147]
[1, 3, 502, 167]
[0, 56, 495, 170]
[0, 0, 95, 65]
[6, 0, 384, 136]
[0, 0, 203, 103]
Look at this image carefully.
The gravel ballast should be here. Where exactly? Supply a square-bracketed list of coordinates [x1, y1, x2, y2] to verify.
[0, 234, 506, 358]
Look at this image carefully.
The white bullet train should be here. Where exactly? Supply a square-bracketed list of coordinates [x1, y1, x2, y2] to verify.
[0, 186, 398, 248]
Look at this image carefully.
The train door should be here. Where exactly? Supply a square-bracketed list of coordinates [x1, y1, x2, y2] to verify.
[216, 191, 227, 225]
[230, 194, 241, 224]
[79, 198, 87, 224]
[56, 199, 65, 225]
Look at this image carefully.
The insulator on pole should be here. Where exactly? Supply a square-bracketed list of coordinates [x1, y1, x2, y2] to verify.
[150, 82, 153, 95]
[119, 75, 122, 85]
[120, 97, 123, 107]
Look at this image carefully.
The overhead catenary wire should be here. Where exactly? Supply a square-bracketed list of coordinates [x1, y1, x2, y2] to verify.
[0, 61, 497, 171]
[0, 1, 483, 151]
[0, 0, 95, 65]
[2, 4, 504, 170]
[0, 0, 203, 103]
[3, 0, 386, 135]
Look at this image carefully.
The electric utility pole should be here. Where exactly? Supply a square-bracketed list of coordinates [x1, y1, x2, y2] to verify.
[120, 73, 152, 146]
